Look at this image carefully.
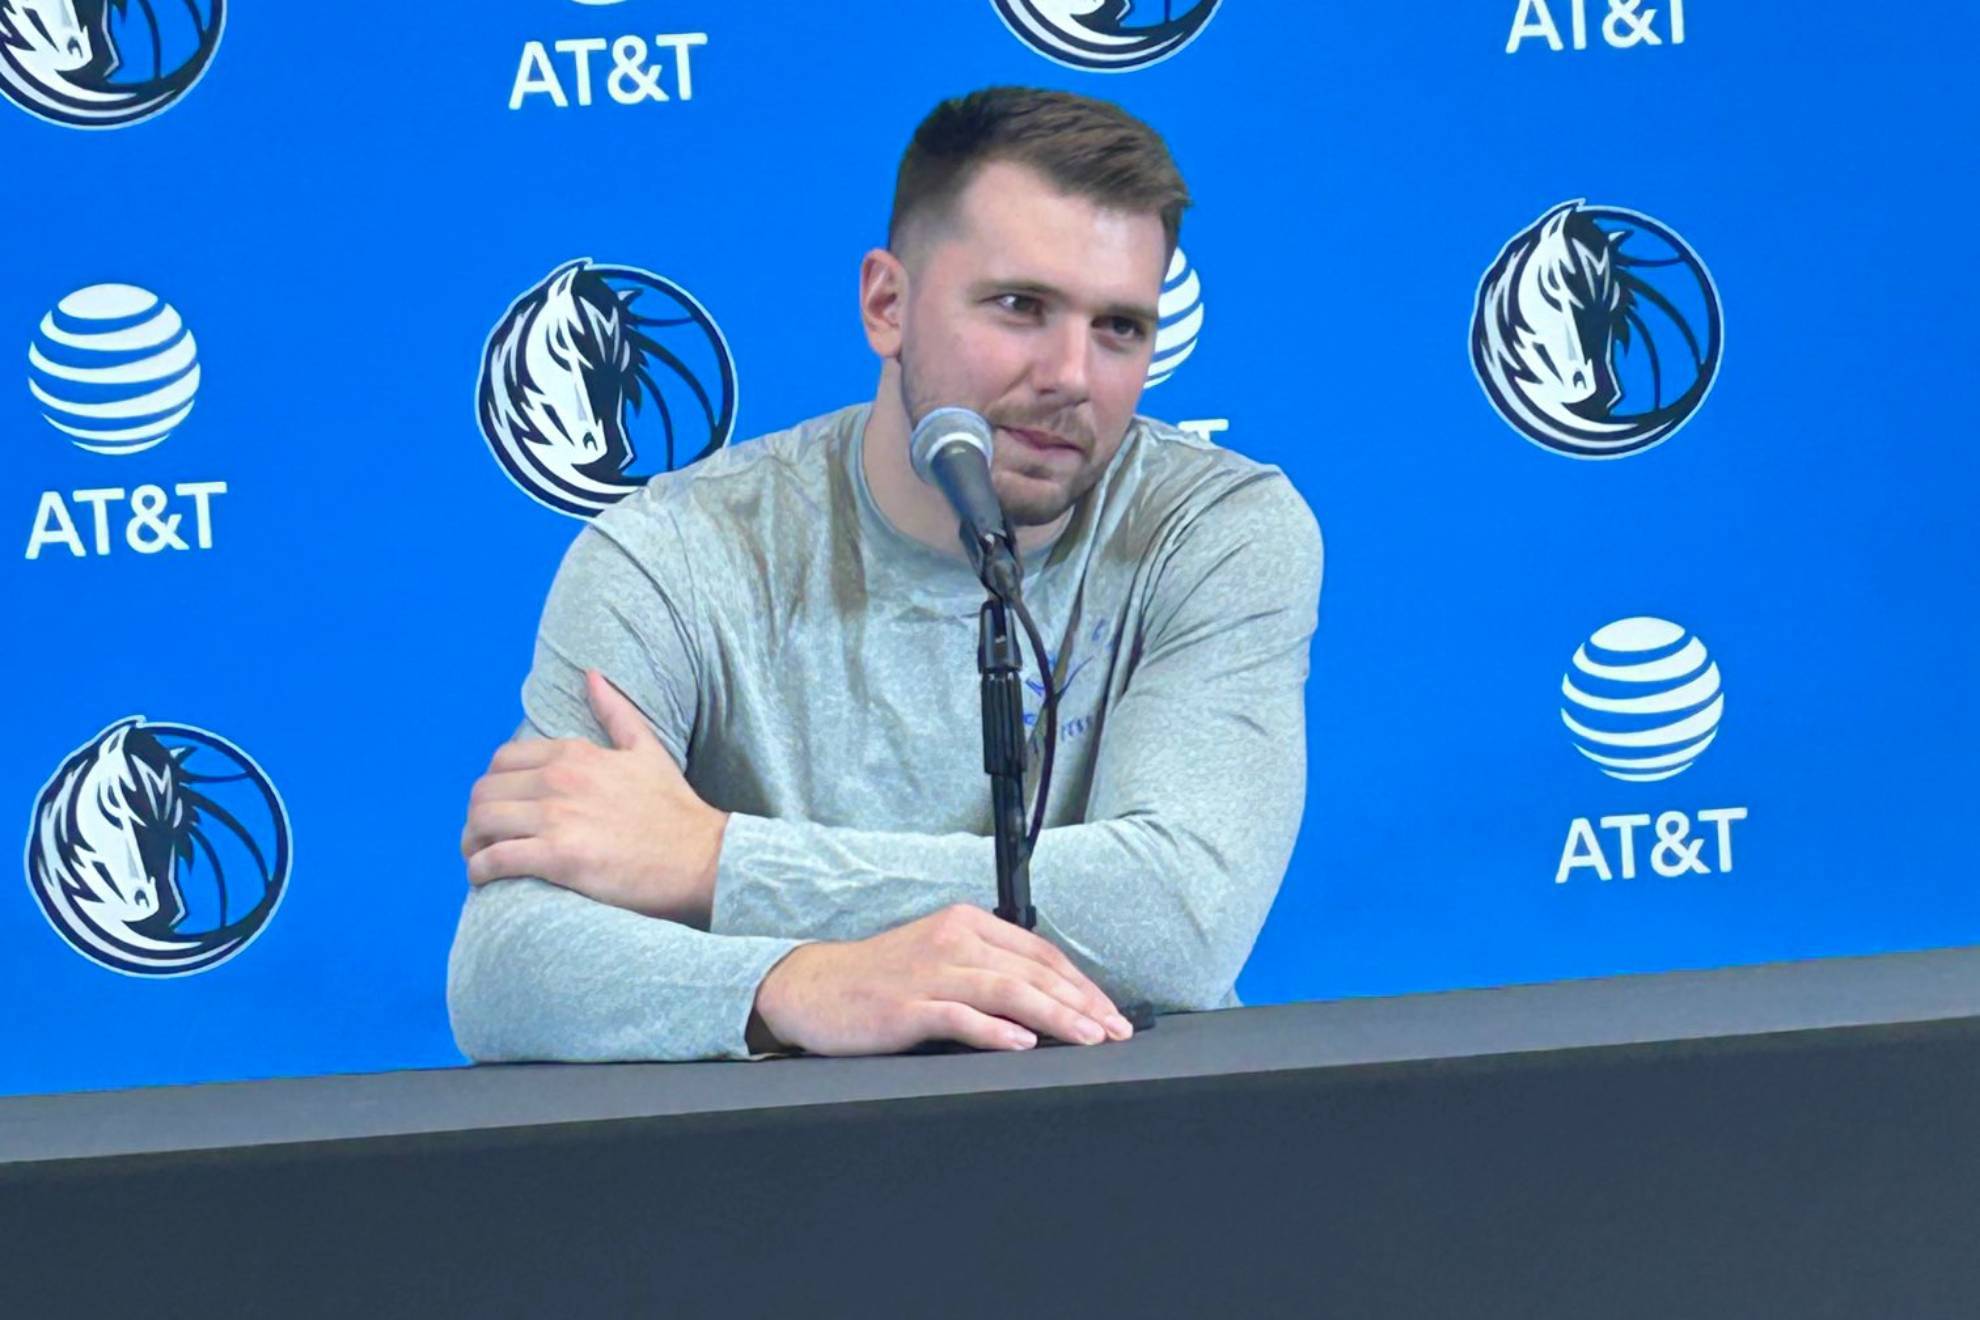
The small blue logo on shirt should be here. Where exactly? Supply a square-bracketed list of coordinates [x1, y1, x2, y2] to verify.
[1026, 615, 1112, 742]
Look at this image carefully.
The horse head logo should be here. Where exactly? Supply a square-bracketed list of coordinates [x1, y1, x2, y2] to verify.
[0, 0, 224, 127]
[1472, 200, 1722, 459]
[993, 0, 1223, 71]
[1487, 203, 1630, 427]
[477, 259, 737, 518]
[1, 0, 98, 80]
[25, 717, 288, 975]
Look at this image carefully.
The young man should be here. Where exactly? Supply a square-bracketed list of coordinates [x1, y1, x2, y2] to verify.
[448, 86, 1323, 1062]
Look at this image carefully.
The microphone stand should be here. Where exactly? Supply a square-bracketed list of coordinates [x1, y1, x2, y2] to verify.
[966, 521, 1036, 931]
[979, 579, 1037, 932]
[968, 534, 1157, 1041]
[946, 517, 1159, 1048]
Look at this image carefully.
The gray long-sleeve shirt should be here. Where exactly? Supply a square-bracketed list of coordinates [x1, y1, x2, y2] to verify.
[446, 401, 1323, 1062]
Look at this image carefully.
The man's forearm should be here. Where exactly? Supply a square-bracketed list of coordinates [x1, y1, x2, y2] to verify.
[448, 874, 814, 1062]
[706, 809, 1288, 1012]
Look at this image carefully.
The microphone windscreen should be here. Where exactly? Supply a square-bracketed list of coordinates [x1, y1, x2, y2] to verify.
[909, 406, 994, 487]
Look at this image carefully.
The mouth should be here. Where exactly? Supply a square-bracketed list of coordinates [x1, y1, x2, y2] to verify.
[999, 425, 1082, 459]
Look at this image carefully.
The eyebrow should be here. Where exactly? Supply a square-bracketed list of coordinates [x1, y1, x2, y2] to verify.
[970, 278, 1158, 328]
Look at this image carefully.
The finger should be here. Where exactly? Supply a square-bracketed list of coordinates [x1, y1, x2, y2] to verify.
[939, 966, 1110, 1047]
[466, 768, 551, 808]
[968, 940, 1117, 1035]
[962, 910, 1124, 1028]
[465, 836, 554, 887]
[586, 669, 659, 754]
[460, 800, 550, 859]
[488, 738, 581, 774]
[916, 1000, 1037, 1052]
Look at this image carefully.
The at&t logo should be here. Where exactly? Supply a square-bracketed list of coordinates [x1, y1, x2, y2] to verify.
[1552, 616, 1750, 885]
[1507, 0, 1687, 52]
[509, 0, 705, 110]
[23, 282, 230, 561]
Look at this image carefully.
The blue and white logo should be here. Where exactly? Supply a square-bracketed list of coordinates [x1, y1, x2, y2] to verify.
[1026, 613, 1113, 746]
[25, 716, 290, 976]
[28, 283, 200, 455]
[1560, 617, 1724, 782]
[1472, 201, 1722, 459]
[0, 0, 224, 128]
[477, 259, 738, 519]
[1145, 246, 1203, 389]
[992, 0, 1222, 71]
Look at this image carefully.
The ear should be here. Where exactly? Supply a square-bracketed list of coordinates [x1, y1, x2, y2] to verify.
[859, 247, 907, 360]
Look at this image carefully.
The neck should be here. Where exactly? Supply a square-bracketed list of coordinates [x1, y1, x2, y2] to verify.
[861, 363, 1072, 564]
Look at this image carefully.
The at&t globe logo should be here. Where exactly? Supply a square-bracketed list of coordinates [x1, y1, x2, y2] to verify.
[0, 0, 224, 128]
[476, 258, 738, 519]
[23, 279, 232, 561]
[25, 716, 290, 975]
[1560, 616, 1723, 781]
[28, 282, 199, 454]
[993, 0, 1222, 71]
[1551, 615, 1748, 889]
[1472, 200, 1722, 459]
[1145, 246, 1203, 389]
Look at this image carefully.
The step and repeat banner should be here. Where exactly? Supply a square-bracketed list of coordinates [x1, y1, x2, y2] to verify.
[4, 2, 1975, 1096]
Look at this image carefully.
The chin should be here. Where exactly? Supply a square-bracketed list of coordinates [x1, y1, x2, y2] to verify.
[988, 473, 1066, 527]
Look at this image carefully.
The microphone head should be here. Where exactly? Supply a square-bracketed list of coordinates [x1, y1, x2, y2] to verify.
[909, 406, 995, 487]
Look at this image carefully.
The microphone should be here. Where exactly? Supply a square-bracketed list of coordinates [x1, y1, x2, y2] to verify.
[909, 406, 1023, 599]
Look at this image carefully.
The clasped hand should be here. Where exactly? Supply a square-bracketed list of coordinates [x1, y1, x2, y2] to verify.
[460, 668, 729, 928]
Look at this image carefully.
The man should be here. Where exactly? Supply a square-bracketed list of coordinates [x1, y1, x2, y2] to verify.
[447, 86, 1323, 1062]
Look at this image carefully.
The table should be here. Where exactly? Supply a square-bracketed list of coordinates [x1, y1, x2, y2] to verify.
[6, 945, 1979, 1317]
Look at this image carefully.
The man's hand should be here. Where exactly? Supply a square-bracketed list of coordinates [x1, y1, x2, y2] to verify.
[460, 668, 729, 928]
[749, 904, 1135, 1055]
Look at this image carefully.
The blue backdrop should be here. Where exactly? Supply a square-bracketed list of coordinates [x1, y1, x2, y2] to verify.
[5, 0, 1976, 1096]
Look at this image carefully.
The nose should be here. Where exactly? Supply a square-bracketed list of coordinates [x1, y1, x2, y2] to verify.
[1029, 316, 1090, 401]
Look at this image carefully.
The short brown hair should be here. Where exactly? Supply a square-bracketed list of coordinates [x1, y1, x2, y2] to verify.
[888, 86, 1191, 264]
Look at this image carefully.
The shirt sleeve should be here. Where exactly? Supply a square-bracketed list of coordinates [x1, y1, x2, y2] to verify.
[445, 509, 816, 1063]
[706, 472, 1324, 1013]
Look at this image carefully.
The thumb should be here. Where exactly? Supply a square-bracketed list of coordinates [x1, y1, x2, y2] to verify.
[585, 668, 659, 753]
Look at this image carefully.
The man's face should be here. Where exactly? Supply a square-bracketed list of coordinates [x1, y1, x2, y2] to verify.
[896, 159, 1166, 528]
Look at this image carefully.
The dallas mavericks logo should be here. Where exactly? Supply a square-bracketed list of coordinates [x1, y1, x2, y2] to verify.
[25, 717, 290, 975]
[992, 0, 1222, 71]
[1146, 245, 1203, 388]
[0, 0, 224, 128]
[1560, 617, 1724, 782]
[28, 283, 200, 454]
[477, 259, 738, 518]
[1472, 201, 1722, 459]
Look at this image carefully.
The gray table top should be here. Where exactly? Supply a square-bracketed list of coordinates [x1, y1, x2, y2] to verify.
[6, 943, 1977, 1168]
